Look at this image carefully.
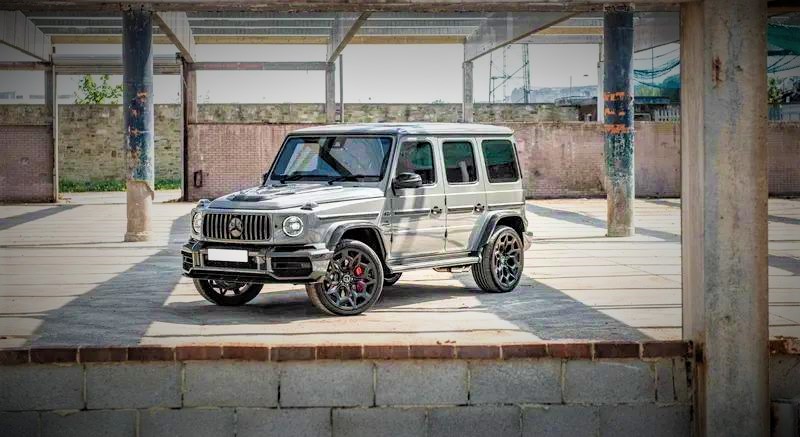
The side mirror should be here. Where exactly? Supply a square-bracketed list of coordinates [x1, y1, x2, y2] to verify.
[392, 172, 423, 190]
[261, 173, 268, 186]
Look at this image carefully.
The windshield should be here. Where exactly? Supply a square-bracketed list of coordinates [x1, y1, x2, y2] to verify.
[269, 136, 393, 183]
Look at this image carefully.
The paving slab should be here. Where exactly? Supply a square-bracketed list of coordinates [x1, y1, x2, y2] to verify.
[0, 198, 797, 347]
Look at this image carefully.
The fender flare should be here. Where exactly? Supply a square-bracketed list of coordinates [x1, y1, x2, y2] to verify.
[473, 211, 526, 251]
[325, 222, 388, 259]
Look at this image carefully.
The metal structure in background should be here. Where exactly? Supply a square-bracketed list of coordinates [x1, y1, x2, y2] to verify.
[602, 4, 635, 238]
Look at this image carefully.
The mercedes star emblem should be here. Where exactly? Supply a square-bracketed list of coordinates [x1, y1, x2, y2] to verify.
[227, 217, 244, 238]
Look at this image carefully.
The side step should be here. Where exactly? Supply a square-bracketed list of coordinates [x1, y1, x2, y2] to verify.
[387, 256, 480, 273]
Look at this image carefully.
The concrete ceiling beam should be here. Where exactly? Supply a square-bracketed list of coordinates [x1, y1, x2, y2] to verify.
[153, 11, 197, 62]
[463, 12, 573, 62]
[327, 12, 370, 63]
[0, 11, 52, 61]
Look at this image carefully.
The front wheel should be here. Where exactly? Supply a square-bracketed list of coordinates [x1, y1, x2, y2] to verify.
[193, 279, 263, 306]
[383, 272, 402, 286]
[306, 239, 384, 316]
[472, 225, 524, 293]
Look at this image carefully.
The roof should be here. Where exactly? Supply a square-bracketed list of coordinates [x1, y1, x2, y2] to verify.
[289, 123, 514, 136]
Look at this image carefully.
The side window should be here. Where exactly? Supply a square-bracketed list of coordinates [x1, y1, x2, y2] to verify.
[482, 139, 519, 183]
[442, 141, 478, 184]
[396, 141, 435, 185]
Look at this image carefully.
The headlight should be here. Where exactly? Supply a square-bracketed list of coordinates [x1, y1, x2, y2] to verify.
[191, 212, 203, 235]
[282, 216, 304, 237]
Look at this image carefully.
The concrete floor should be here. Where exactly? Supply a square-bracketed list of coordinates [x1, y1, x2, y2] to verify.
[0, 193, 797, 348]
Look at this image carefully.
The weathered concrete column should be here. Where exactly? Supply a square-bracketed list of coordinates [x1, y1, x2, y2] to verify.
[699, 0, 769, 435]
[339, 54, 344, 123]
[180, 57, 196, 201]
[122, 8, 154, 242]
[325, 62, 336, 123]
[679, 3, 705, 434]
[603, 4, 635, 237]
[44, 64, 58, 202]
[596, 43, 604, 124]
[463, 61, 474, 123]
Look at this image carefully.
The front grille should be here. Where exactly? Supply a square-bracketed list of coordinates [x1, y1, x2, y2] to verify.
[203, 213, 269, 241]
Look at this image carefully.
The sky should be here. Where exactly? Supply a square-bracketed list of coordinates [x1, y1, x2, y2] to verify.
[0, 42, 606, 104]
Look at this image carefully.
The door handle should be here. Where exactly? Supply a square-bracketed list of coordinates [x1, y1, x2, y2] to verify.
[431, 206, 442, 215]
[474, 203, 485, 213]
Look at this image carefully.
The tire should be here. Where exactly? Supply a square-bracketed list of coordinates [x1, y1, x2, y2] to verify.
[193, 279, 263, 306]
[305, 239, 384, 316]
[472, 225, 524, 293]
[383, 272, 402, 286]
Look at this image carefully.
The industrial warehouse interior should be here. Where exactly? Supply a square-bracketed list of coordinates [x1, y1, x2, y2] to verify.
[0, 1, 799, 436]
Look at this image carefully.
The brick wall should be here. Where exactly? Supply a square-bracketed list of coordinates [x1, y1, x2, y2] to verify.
[1, 340, 798, 436]
[186, 124, 308, 200]
[510, 122, 682, 198]
[0, 126, 53, 203]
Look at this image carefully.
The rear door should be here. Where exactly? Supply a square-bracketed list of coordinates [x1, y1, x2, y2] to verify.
[388, 138, 447, 259]
[480, 137, 524, 212]
[440, 137, 487, 253]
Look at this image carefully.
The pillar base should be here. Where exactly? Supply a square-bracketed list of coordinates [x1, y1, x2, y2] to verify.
[606, 226, 634, 238]
[125, 180, 153, 242]
[124, 231, 152, 242]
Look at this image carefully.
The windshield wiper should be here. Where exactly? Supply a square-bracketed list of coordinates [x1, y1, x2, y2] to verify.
[327, 175, 373, 185]
[278, 173, 306, 184]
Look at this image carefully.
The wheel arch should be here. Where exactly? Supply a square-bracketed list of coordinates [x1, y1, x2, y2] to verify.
[325, 222, 388, 262]
[473, 211, 526, 251]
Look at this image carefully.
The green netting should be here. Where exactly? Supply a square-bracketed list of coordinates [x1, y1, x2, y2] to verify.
[769, 24, 800, 56]
[481, 140, 515, 167]
[442, 142, 474, 167]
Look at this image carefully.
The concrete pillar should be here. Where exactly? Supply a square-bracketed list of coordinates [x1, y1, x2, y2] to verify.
[602, 4, 635, 237]
[122, 8, 154, 242]
[181, 57, 196, 201]
[339, 54, 344, 123]
[679, 4, 705, 434]
[325, 62, 336, 123]
[699, 0, 769, 435]
[463, 61, 474, 123]
[44, 64, 58, 202]
[596, 43, 604, 124]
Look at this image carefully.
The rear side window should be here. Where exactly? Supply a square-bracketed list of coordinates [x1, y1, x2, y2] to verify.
[396, 141, 435, 185]
[482, 139, 519, 183]
[442, 141, 478, 184]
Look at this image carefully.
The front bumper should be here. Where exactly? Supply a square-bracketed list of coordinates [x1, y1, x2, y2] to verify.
[181, 240, 332, 284]
[523, 231, 534, 251]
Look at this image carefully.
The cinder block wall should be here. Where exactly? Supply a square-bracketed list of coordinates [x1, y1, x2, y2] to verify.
[1, 341, 798, 436]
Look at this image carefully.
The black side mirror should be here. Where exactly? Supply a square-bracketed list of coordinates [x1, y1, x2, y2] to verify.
[392, 172, 423, 190]
[261, 173, 268, 186]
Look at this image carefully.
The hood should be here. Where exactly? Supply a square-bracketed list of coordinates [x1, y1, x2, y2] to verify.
[207, 183, 385, 210]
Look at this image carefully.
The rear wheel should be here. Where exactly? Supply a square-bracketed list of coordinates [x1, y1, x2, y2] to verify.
[472, 225, 523, 293]
[383, 272, 402, 286]
[306, 239, 384, 316]
[193, 279, 263, 306]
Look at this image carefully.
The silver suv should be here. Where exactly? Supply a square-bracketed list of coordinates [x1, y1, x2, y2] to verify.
[182, 123, 532, 315]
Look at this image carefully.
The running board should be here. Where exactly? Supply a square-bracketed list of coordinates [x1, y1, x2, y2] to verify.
[387, 256, 480, 273]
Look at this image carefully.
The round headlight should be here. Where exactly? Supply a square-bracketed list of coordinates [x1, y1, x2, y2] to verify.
[282, 216, 304, 237]
[191, 212, 203, 235]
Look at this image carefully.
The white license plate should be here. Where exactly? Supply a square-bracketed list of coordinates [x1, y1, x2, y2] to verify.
[207, 248, 249, 263]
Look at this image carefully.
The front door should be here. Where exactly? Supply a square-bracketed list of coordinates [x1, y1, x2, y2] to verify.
[440, 138, 487, 253]
[389, 139, 446, 259]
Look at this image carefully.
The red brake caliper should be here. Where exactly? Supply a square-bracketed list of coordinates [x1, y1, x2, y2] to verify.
[353, 265, 366, 292]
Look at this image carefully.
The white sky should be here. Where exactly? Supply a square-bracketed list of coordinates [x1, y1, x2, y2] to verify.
[1, 42, 608, 104]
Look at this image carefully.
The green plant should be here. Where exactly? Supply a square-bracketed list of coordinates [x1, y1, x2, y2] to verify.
[60, 178, 182, 192]
[768, 77, 783, 104]
[74, 74, 123, 104]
